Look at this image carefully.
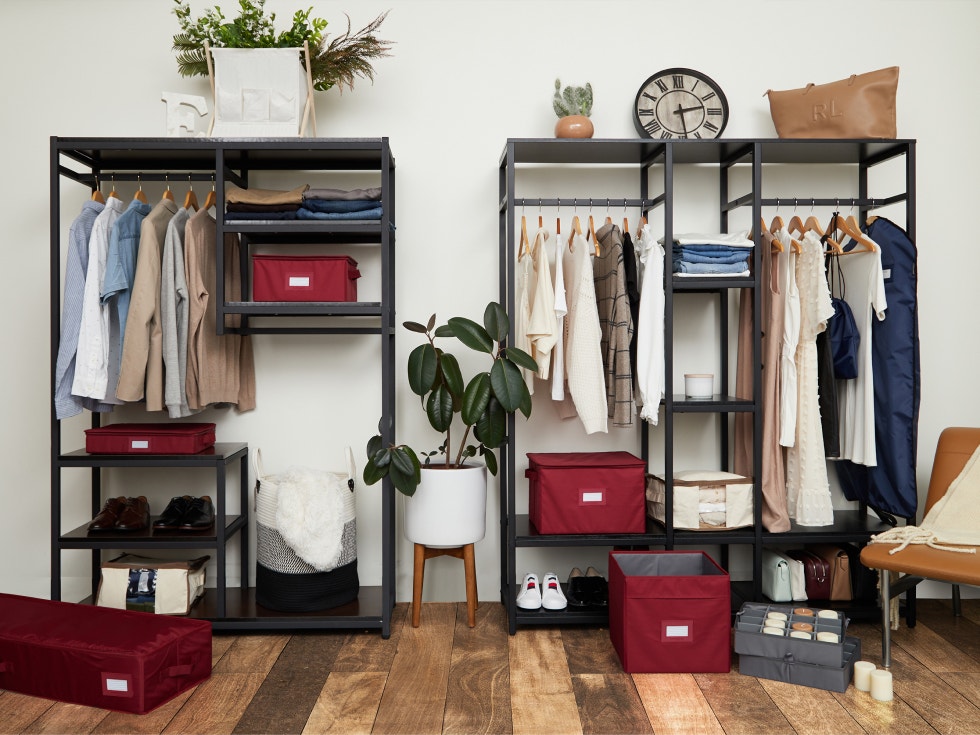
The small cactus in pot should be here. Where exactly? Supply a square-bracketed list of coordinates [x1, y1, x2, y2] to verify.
[553, 78, 595, 138]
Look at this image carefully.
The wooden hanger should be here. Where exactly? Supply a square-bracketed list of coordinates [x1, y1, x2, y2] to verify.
[808, 214, 844, 254]
[183, 183, 199, 211]
[91, 178, 105, 204]
[778, 214, 804, 254]
[202, 177, 217, 211]
[756, 216, 782, 252]
[134, 175, 147, 203]
[587, 214, 599, 255]
[829, 212, 876, 253]
[622, 215, 630, 235]
[568, 215, 582, 249]
[108, 176, 121, 200]
[162, 175, 175, 202]
[518, 215, 530, 258]
[770, 214, 785, 234]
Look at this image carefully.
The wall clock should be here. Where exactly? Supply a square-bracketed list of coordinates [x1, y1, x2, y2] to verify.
[633, 68, 730, 139]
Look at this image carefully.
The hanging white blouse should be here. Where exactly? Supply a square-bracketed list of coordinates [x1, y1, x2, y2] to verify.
[550, 227, 569, 401]
[776, 228, 801, 447]
[635, 223, 665, 425]
[525, 227, 559, 384]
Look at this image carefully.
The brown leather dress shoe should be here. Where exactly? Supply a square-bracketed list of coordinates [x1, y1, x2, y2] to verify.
[88, 496, 128, 531]
[115, 496, 151, 531]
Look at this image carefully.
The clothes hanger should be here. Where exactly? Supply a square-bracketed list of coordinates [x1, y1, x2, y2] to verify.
[183, 177, 199, 211]
[108, 174, 121, 200]
[91, 175, 105, 204]
[518, 214, 530, 258]
[134, 174, 148, 203]
[829, 211, 876, 253]
[588, 213, 599, 256]
[622, 199, 630, 234]
[162, 174, 175, 202]
[787, 198, 805, 239]
[202, 175, 217, 211]
[756, 215, 782, 252]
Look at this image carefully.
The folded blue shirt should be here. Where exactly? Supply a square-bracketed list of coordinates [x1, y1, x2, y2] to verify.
[672, 250, 750, 265]
[673, 244, 749, 258]
[673, 259, 749, 274]
[296, 206, 383, 220]
[224, 210, 298, 220]
[300, 199, 385, 214]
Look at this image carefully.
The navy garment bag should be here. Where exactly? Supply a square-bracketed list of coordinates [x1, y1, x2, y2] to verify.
[834, 217, 919, 520]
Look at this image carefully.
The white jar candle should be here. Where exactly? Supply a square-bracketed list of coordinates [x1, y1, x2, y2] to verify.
[853, 660, 876, 692]
[870, 669, 893, 701]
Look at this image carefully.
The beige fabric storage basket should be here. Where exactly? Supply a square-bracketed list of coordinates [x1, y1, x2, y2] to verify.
[96, 554, 209, 615]
[646, 471, 753, 530]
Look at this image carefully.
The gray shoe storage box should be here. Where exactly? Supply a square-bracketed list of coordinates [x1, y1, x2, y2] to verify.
[738, 636, 861, 692]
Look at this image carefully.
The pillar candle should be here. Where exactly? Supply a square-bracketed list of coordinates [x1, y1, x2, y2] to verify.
[854, 661, 876, 692]
[870, 669, 893, 701]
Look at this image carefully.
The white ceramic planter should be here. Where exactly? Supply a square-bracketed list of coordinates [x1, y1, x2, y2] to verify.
[403, 464, 487, 547]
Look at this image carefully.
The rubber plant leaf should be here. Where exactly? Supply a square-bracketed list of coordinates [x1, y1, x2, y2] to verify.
[407, 343, 438, 397]
[447, 317, 493, 354]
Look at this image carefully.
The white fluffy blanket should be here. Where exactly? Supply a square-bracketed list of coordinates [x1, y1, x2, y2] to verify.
[870, 445, 980, 555]
[275, 466, 349, 571]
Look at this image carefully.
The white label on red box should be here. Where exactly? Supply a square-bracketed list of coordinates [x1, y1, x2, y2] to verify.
[131, 440, 149, 449]
[288, 276, 311, 287]
[580, 489, 606, 505]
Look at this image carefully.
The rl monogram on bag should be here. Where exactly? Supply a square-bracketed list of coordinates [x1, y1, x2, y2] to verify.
[765, 66, 899, 139]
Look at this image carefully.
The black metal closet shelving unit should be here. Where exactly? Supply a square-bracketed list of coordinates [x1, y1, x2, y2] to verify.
[50, 137, 397, 636]
[498, 137, 916, 634]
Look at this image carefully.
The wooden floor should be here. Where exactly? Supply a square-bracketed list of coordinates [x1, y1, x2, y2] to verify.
[3, 599, 980, 735]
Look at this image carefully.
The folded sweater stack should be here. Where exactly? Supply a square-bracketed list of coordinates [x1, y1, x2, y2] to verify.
[224, 183, 309, 221]
[665, 232, 754, 276]
[298, 186, 383, 220]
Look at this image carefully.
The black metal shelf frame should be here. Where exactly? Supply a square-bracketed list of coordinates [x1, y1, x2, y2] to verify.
[498, 137, 916, 634]
[50, 137, 397, 636]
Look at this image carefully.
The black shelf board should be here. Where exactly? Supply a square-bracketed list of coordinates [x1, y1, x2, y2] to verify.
[666, 395, 755, 413]
[762, 510, 893, 543]
[730, 581, 881, 622]
[670, 526, 759, 545]
[671, 275, 754, 290]
[225, 301, 382, 317]
[205, 586, 385, 631]
[227, 221, 385, 243]
[55, 137, 392, 172]
[503, 138, 913, 166]
[60, 515, 245, 549]
[516, 607, 610, 626]
[514, 514, 667, 547]
[59, 442, 248, 468]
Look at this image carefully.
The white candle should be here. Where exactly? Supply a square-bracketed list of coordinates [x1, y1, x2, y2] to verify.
[854, 661, 876, 692]
[764, 618, 787, 628]
[816, 631, 840, 643]
[870, 669, 893, 701]
[763, 626, 784, 636]
[817, 609, 839, 620]
[767, 611, 788, 621]
[789, 630, 812, 639]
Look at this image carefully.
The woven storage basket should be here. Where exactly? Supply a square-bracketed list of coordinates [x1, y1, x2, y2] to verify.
[253, 448, 358, 612]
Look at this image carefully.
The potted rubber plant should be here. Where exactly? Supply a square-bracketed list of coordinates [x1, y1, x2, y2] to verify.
[363, 302, 537, 546]
[553, 78, 594, 138]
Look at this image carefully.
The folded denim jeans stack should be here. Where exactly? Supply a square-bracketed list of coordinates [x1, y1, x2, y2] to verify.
[224, 183, 309, 221]
[298, 186, 383, 220]
[664, 231, 754, 276]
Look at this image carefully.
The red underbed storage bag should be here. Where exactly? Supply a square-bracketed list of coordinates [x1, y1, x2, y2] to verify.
[526, 451, 646, 534]
[0, 593, 211, 714]
[252, 254, 359, 302]
[609, 551, 731, 673]
[85, 423, 216, 455]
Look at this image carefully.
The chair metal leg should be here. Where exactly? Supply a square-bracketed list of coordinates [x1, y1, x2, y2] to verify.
[881, 570, 892, 669]
[953, 584, 962, 616]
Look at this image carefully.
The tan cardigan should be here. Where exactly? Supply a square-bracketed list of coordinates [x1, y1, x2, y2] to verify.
[183, 209, 256, 411]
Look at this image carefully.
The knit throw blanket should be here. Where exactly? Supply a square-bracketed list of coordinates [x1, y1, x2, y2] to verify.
[870, 445, 980, 555]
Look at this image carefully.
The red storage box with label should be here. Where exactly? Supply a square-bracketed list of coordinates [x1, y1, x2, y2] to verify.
[85, 423, 216, 454]
[525, 451, 646, 534]
[252, 254, 360, 302]
[608, 551, 731, 673]
[0, 592, 211, 714]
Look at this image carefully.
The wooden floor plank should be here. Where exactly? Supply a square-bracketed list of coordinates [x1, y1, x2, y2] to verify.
[509, 628, 582, 735]
[211, 634, 238, 666]
[302, 672, 387, 735]
[332, 604, 407, 673]
[758, 678, 864, 735]
[694, 671, 795, 735]
[21, 702, 108, 735]
[572, 673, 652, 735]
[632, 674, 724, 735]
[211, 635, 289, 675]
[0, 692, 55, 734]
[233, 633, 347, 735]
[907, 600, 980, 668]
[937, 672, 980, 714]
[443, 602, 512, 735]
[371, 602, 456, 735]
[162, 673, 265, 735]
[561, 626, 623, 675]
[891, 620, 980, 674]
[91, 689, 195, 735]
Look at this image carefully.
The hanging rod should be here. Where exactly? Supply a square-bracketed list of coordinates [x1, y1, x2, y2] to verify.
[510, 196, 663, 208]
[759, 194, 906, 209]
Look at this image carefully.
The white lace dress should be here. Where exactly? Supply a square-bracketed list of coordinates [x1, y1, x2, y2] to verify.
[785, 231, 835, 526]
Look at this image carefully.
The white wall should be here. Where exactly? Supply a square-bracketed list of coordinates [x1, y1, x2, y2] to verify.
[2, 0, 979, 605]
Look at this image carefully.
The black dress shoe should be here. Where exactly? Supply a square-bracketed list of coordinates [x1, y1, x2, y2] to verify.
[88, 496, 128, 531]
[153, 496, 193, 530]
[180, 495, 215, 530]
[585, 566, 608, 607]
[115, 496, 151, 531]
[566, 567, 590, 607]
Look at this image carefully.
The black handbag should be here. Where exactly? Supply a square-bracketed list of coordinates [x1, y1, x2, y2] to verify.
[825, 253, 860, 380]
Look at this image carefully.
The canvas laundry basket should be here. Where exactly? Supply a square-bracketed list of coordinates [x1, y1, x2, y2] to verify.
[253, 447, 358, 612]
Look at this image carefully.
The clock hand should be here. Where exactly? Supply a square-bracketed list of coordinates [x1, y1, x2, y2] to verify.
[674, 104, 689, 137]
[676, 105, 704, 115]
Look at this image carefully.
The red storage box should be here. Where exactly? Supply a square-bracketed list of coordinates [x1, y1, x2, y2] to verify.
[85, 423, 216, 454]
[608, 551, 731, 673]
[526, 451, 646, 534]
[252, 254, 360, 302]
[0, 593, 211, 714]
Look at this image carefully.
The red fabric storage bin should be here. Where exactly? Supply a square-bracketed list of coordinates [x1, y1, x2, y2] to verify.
[0, 593, 211, 714]
[526, 451, 646, 534]
[252, 254, 359, 302]
[608, 551, 731, 673]
[85, 423, 216, 454]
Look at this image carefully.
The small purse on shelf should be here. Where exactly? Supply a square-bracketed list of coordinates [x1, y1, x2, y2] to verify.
[765, 66, 899, 139]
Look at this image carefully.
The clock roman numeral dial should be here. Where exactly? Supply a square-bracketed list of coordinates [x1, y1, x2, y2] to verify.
[643, 120, 662, 135]
[707, 108, 723, 116]
[672, 75, 684, 89]
[704, 121, 719, 133]
[634, 69, 728, 140]
[655, 79, 668, 93]
[642, 92, 657, 103]
[638, 109, 656, 117]
[701, 92, 716, 101]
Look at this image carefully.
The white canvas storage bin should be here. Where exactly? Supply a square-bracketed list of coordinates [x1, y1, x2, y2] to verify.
[96, 554, 208, 615]
[646, 471, 753, 530]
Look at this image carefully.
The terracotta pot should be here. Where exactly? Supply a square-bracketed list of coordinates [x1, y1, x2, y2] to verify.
[403, 464, 487, 547]
[555, 115, 594, 139]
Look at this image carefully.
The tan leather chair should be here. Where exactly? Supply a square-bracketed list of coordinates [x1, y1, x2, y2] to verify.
[860, 427, 980, 667]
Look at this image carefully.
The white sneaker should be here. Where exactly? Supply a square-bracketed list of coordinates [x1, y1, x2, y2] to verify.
[516, 573, 542, 610]
[541, 572, 567, 610]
